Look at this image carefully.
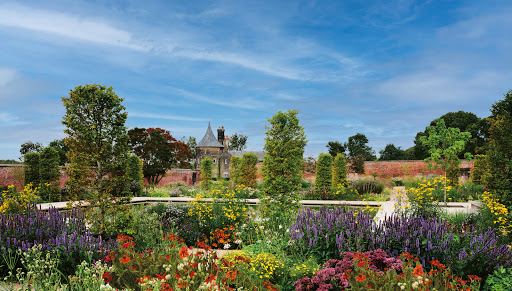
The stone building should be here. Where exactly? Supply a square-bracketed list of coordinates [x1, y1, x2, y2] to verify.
[196, 123, 265, 179]
[196, 123, 232, 178]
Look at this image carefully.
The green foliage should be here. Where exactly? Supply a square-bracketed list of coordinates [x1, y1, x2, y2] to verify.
[39, 147, 61, 202]
[48, 139, 69, 165]
[314, 153, 332, 197]
[262, 109, 308, 197]
[230, 156, 242, 185]
[350, 178, 385, 195]
[62, 84, 132, 236]
[23, 152, 40, 186]
[348, 154, 365, 175]
[332, 153, 348, 188]
[39, 147, 60, 184]
[62, 84, 131, 199]
[200, 156, 213, 190]
[413, 111, 488, 159]
[486, 89, 512, 209]
[326, 141, 345, 157]
[229, 133, 248, 151]
[420, 118, 472, 201]
[483, 266, 512, 291]
[379, 143, 407, 160]
[20, 141, 43, 156]
[471, 154, 489, 185]
[346, 133, 376, 161]
[240, 152, 258, 188]
[126, 155, 144, 196]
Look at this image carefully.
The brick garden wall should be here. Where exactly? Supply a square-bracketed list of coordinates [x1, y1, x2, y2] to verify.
[0, 165, 201, 190]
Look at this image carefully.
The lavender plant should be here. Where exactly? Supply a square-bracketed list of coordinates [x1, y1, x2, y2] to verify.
[0, 204, 114, 277]
[290, 207, 512, 279]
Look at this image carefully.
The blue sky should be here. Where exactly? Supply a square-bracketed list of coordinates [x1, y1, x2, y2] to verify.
[1, 0, 511, 160]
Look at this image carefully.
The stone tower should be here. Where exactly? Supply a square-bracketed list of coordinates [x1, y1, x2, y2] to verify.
[196, 123, 232, 178]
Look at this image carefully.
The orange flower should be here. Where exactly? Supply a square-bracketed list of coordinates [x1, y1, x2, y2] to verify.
[356, 273, 366, 282]
[357, 261, 368, 267]
[179, 246, 190, 258]
[413, 264, 424, 277]
[120, 255, 130, 264]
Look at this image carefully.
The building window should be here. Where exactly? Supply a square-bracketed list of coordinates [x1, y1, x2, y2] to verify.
[224, 172, 229, 178]
[224, 159, 228, 165]
[213, 159, 217, 164]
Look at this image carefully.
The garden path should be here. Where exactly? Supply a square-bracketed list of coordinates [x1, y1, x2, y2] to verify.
[372, 186, 406, 224]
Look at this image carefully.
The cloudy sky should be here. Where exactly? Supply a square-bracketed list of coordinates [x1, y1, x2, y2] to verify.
[1, 0, 511, 160]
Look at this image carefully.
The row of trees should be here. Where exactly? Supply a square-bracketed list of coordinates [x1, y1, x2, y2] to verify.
[326, 111, 490, 162]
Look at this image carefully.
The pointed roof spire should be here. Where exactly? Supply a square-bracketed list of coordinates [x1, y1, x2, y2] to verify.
[197, 122, 224, 148]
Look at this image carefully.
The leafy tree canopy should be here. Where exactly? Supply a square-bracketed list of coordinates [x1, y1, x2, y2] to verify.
[326, 141, 345, 157]
[128, 127, 193, 185]
[48, 139, 69, 165]
[486, 89, 512, 208]
[379, 144, 408, 160]
[414, 111, 488, 159]
[229, 133, 248, 151]
[20, 141, 43, 156]
[345, 133, 376, 161]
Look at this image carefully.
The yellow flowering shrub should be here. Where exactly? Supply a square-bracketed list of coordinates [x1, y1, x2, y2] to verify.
[250, 253, 285, 283]
[0, 184, 40, 214]
[405, 176, 451, 217]
[481, 191, 512, 236]
[289, 257, 320, 282]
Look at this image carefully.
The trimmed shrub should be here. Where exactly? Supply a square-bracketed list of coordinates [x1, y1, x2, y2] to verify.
[200, 157, 213, 190]
[126, 154, 144, 196]
[332, 153, 348, 188]
[230, 156, 242, 185]
[240, 152, 258, 188]
[314, 153, 332, 198]
[471, 154, 489, 185]
[24, 152, 40, 186]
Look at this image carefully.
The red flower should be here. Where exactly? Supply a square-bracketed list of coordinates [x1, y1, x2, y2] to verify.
[102, 271, 113, 283]
[120, 255, 131, 264]
[357, 261, 368, 267]
[356, 273, 366, 282]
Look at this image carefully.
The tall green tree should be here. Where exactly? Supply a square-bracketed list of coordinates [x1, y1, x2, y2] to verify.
[128, 127, 193, 185]
[39, 147, 60, 184]
[240, 152, 258, 188]
[230, 156, 242, 185]
[62, 84, 131, 198]
[200, 157, 213, 190]
[332, 153, 348, 187]
[24, 152, 40, 186]
[229, 133, 248, 151]
[314, 153, 332, 197]
[486, 90, 512, 208]
[48, 139, 69, 165]
[420, 118, 472, 204]
[326, 141, 345, 157]
[345, 133, 376, 161]
[379, 144, 407, 160]
[262, 110, 308, 196]
[62, 84, 131, 236]
[413, 111, 488, 159]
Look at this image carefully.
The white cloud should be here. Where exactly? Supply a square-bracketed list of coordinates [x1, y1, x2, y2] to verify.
[0, 4, 148, 51]
[166, 86, 264, 110]
[129, 112, 208, 122]
[0, 112, 29, 126]
[0, 68, 17, 86]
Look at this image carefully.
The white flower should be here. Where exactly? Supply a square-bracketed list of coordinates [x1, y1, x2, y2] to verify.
[279, 225, 282, 229]
[223, 243, 231, 249]
[234, 239, 242, 244]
